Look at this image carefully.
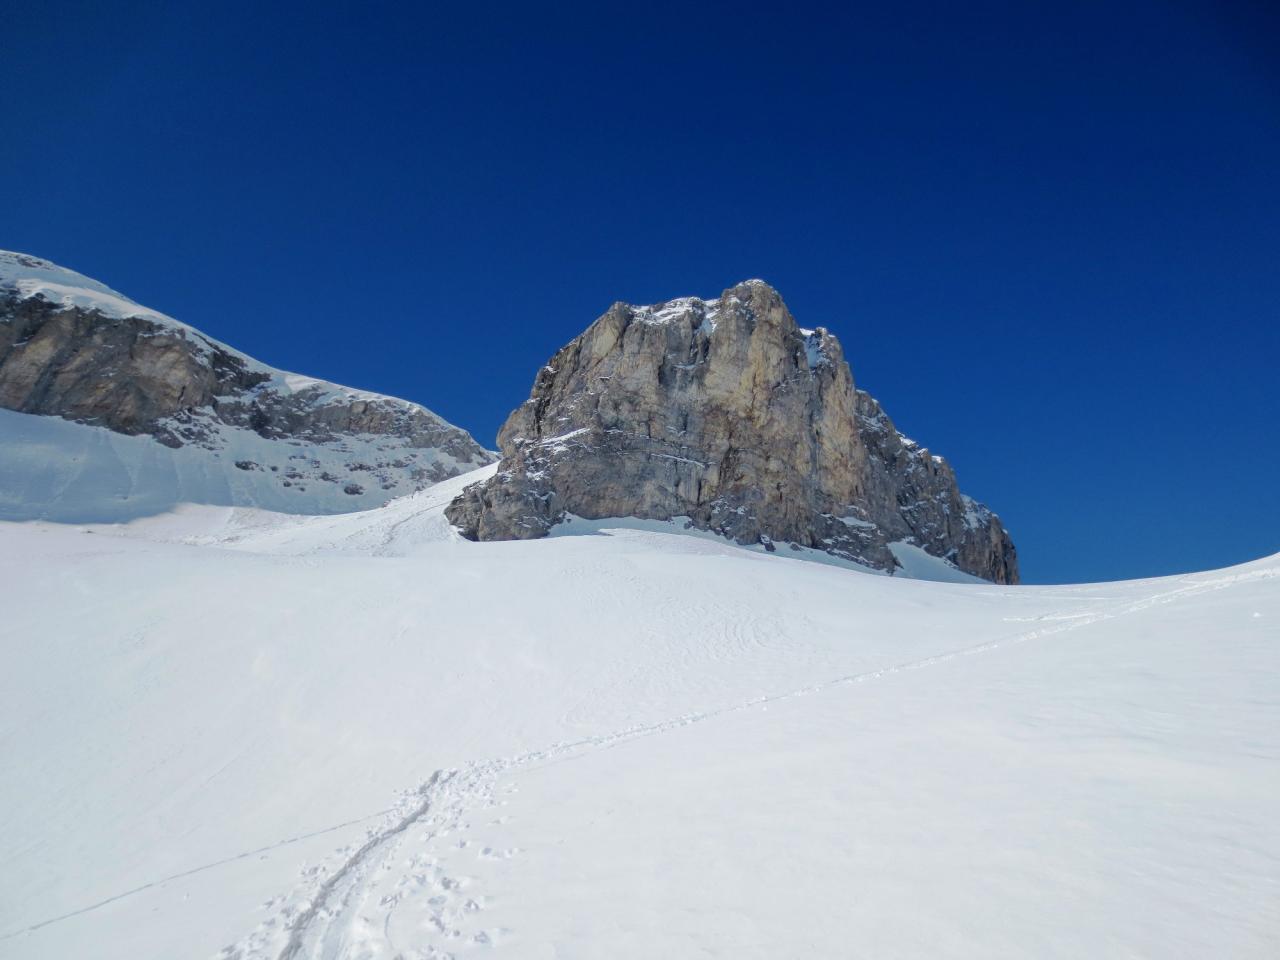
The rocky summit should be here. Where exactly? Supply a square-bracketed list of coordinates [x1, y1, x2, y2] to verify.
[446, 280, 1018, 583]
[0, 251, 495, 518]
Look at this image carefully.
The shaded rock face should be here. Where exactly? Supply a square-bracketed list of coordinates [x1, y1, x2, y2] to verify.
[446, 280, 1018, 583]
[0, 252, 495, 510]
[0, 293, 489, 465]
[0, 292, 265, 439]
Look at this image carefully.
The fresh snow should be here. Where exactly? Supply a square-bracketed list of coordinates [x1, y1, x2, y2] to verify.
[1, 469, 1277, 959]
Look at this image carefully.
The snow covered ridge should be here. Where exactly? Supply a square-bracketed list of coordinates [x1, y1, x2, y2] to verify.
[0, 250, 174, 323]
[0, 250, 451, 412]
[0, 250, 496, 520]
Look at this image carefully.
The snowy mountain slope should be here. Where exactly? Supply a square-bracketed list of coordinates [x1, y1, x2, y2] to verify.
[0, 475, 1276, 959]
[0, 252, 495, 520]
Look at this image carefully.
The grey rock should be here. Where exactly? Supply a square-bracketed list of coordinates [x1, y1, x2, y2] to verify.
[0, 291, 490, 464]
[446, 280, 1017, 583]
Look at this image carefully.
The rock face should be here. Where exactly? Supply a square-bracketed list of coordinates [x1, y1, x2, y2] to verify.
[446, 280, 1018, 583]
[0, 251, 495, 516]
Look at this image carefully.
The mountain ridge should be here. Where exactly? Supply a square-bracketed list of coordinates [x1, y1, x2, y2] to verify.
[447, 279, 1018, 582]
[0, 250, 496, 519]
[0, 253, 1016, 584]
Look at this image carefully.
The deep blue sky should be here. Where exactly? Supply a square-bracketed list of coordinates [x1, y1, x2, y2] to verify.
[3, 1, 1277, 583]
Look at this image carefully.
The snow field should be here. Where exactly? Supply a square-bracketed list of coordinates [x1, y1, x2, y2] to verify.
[1, 467, 1276, 958]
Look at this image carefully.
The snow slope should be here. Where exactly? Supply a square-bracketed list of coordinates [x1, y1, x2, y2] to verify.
[0, 407, 482, 522]
[0, 470, 1277, 959]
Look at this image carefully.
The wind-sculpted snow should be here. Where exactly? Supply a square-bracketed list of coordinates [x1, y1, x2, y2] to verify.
[1, 476, 1277, 958]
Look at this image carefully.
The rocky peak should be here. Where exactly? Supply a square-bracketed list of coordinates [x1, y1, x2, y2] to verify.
[446, 280, 1018, 583]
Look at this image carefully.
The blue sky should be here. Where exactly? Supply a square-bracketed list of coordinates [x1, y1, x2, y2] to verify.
[3, 1, 1277, 583]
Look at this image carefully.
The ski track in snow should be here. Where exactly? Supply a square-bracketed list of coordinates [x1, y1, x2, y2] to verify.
[5, 562, 1270, 957]
[0, 813, 389, 943]
[214, 563, 1274, 960]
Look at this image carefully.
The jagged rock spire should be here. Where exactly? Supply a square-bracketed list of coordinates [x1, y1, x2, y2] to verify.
[446, 280, 1017, 583]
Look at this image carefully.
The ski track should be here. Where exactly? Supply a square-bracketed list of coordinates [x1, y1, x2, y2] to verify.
[8, 565, 1272, 959]
[272, 771, 454, 960]
[0, 812, 390, 943]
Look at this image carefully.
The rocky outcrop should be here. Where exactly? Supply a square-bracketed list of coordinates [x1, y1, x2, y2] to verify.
[0, 251, 495, 515]
[446, 280, 1017, 583]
